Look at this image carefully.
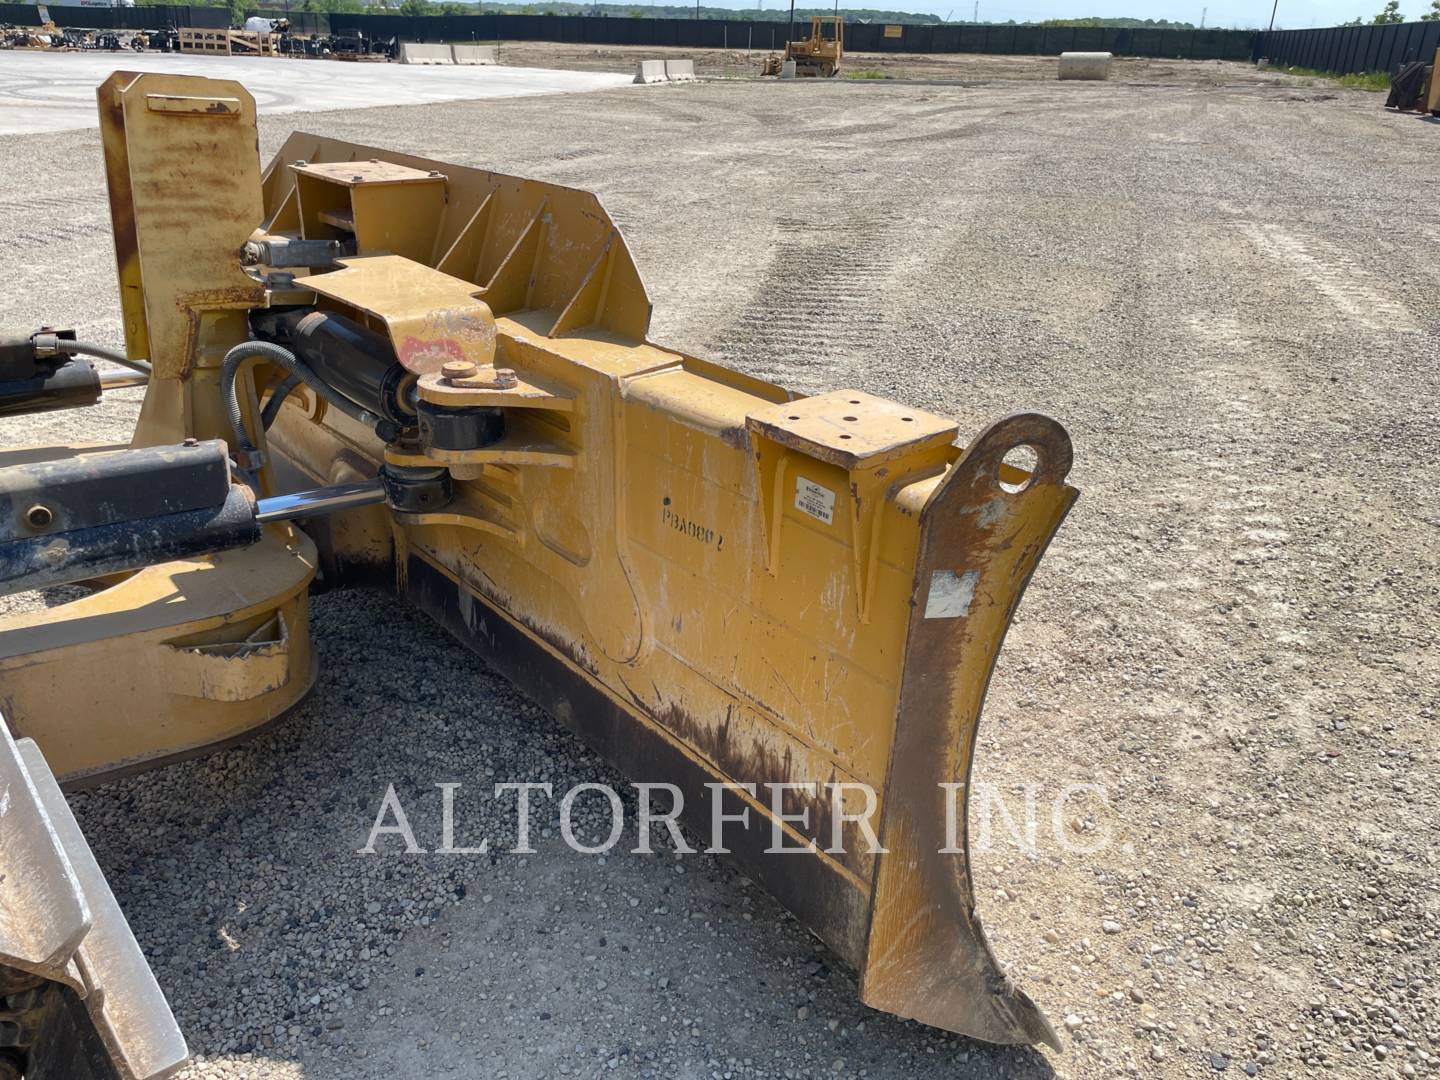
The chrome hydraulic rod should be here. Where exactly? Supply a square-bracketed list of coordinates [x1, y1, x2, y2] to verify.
[100, 370, 149, 391]
[254, 480, 387, 524]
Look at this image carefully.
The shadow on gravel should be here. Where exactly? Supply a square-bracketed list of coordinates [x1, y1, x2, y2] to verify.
[66, 587, 1063, 1079]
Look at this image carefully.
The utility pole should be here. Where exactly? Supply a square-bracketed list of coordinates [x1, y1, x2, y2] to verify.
[972, 0, 978, 21]
[788, 0, 795, 46]
[1267, 0, 1278, 31]
[1200, 6, 1206, 26]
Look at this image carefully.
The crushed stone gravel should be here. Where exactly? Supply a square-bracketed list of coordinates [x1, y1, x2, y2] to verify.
[0, 61, 1435, 1079]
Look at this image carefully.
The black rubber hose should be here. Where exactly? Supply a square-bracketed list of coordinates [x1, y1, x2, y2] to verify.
[221, 341, 395, 467]
[57, 340, 151, 376]
[260, 373, 303, 430]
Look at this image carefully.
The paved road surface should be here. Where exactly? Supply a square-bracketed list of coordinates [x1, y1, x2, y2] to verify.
[0, 51, 634, 134]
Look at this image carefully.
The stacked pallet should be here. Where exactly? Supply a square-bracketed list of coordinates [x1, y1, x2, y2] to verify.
[178, 28, 278, 56]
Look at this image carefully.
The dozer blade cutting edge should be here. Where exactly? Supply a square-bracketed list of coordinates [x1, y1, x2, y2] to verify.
[0, 71, 1078, 1059]
[0, 715, 189, 1079]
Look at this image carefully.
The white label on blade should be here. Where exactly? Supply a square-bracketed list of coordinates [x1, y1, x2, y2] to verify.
[925, 569, 978, 619]
[794, 477, 836, 525]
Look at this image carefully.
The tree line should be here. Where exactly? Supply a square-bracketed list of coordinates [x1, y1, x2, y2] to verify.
[128, 0, 1213, 27]
[1336, 0, 1440, 22]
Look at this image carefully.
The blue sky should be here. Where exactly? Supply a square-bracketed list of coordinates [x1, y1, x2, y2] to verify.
[749, 0, 1414, 29]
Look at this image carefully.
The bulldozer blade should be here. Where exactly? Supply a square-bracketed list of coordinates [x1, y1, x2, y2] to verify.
[0, 716, 189, 1079]
[398, 411, 1073, 1052]
[248, 128, 1078, 1048]
[0, 72, 1080, 1054]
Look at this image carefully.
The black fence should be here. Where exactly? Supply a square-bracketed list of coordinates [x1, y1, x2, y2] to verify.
[1255, 21, 1440, 75]
[0, 3, 230, 29]
[0, 4, 1255, 60]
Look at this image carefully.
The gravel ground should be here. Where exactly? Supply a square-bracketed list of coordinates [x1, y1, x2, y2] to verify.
[1, 63, 1437, 1080]
[493, 43, 1307, 85]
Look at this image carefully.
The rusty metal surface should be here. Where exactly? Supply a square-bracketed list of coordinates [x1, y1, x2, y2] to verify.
[0, 719, 90, 992]
[16, 737, 190, 1079]
[746, 389, 958, 471]
[861, 413, 1076, 1050]
[302, 255, 497, 373]
[97, 72, 265, 396]
[416, 368, 575, 411]
[293, 159, 443, 188]
[0, 718, 189, 1079]
[0, 524, 318, 783]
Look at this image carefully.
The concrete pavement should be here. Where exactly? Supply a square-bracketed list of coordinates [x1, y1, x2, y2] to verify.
[0, 50, 635, 135]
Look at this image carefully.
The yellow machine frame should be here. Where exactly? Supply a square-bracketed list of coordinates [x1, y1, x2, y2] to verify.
[0, 71, 1079, 1053]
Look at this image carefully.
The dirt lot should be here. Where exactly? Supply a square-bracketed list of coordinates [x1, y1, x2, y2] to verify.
[1, 57, 1436, 1080]
[495, 40, 1315, 85]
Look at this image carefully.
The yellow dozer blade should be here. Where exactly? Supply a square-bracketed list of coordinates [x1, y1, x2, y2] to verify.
[0, 71, 1078, 1056]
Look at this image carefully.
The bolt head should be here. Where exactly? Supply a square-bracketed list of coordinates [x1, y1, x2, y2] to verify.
[441, 359, 479, 383]
[25, 504, 53, 529]
[492, 367, 519, 389]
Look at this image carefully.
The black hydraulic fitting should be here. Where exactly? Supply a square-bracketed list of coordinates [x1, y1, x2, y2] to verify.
[415, 402, 505, 452]
[380, 464, 454, 513]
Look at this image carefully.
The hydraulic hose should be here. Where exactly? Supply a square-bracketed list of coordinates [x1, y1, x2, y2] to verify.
[260, 372, 303, 430]
[56, 340, 151, 376]
[220, 341, 394, 470]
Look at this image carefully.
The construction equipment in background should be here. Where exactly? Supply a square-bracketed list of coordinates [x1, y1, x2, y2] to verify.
[0, 20, 58, 48]
[1385, 48, 1440, 114]
[0, 71, 1078, 1075]
[323, 31, 397, 60]
[761, 14, 844, 77]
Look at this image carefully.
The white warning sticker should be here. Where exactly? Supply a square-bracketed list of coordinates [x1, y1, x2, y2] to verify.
[924, 569, 979, 619]
[794, 477, 836, 525]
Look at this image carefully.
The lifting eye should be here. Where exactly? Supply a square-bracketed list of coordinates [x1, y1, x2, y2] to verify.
[998, 444, 1039, 494]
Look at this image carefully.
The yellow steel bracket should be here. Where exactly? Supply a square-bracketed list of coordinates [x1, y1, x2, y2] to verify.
[747, 389, 958, 622]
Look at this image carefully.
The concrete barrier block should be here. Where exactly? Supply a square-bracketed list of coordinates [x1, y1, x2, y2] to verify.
[1057, 51, 1112, 80]
[664, 58, 696, 82]
[780, 59, 797, 79]
[399, 42, 453, 65]
[452, 44, 497, 65]
[634, 59, 667, 84]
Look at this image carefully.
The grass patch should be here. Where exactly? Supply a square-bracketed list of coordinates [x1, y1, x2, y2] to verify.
[844, 67, 897, 80]
[1275, 65, 1391, 91]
